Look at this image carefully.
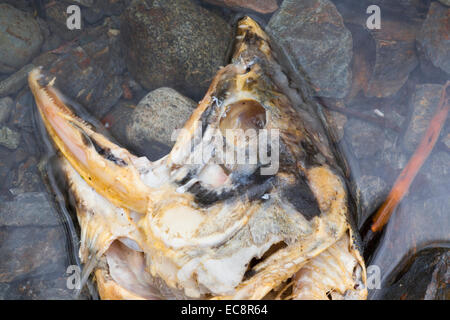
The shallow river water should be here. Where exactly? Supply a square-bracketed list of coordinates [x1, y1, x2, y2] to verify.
[0, 0, 448, 299]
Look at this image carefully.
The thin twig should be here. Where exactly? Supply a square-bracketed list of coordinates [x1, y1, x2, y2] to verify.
[319, 99, 402, 133]
[371, 81, 450, 232]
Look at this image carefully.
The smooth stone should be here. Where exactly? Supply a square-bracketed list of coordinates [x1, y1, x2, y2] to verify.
[0, 192, 61, 228]
[40, 26, 125, 118]
[0, 64, 35, 98]
[0, 227, 67, 283]
[417, 2, 450, 75]
[267, 0, 353, 99]
[126, 87, 196, 160]
[0, 126, 21, 150]
[371, 248, 449, 300]
[355, 175, 388, 228]
[46, 2, 84, 41]
[0, 97, 14, 124]
[202, 0, 278, 14]
[120, 0, 232, 101]
[402, 84, 443, 154]
[344, 118, 385, 159]
[0, 275, 78, 300]
[0, 4, 43, 73]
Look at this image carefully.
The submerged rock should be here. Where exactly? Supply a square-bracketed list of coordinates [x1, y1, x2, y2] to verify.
[323, 108, 347, 141]
[126, 87, 197, 160]
[417, 2, 450, 76]
[403, 84, 443, 154]
[202, 0, 278, 14]
[0, 275, 78, 300]
[0, 193, 60, 228]
[82, 0, 131, 22]
[0, 64, 35, 98]
[355, 175, 388, 228]
[334, 1, 421, 98]
[422, 151, 450, 197]
[121, 0, 232, 101]
[102, 100, 136, 147]
[46, 2, 83, 41]
[0, 4, 43, 73]
[0, 126, 21, 150]
[38, 23, 126, 118]
[0, 97, 13, 124]
[372, 248, 449, 300]
[344, 118, 385, 159]
[61, 0, 94, 6]
[267, 0, 353, 98]
[365, 28, 418, 98]
[10, 158, 42, 195]
[0, 227, 67, 283]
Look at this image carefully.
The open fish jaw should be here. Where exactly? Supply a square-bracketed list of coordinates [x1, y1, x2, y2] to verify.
[28, 68, 152, 214]
[28, 16, 367, 299]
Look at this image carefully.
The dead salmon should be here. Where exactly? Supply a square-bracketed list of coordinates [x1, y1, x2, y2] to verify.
[28, 16, 367, 300]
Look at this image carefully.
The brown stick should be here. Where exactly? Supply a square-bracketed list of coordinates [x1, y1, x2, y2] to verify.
[320, 99, 402, 133]
[371, 81, 450, 232]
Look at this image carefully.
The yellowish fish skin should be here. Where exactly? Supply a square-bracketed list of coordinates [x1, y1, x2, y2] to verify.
[28, 16, 367, 300]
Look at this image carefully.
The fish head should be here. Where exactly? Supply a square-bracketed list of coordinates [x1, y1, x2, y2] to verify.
[28, 16, 367, 300]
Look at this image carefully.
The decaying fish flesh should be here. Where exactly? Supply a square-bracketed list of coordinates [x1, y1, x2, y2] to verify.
[28, 16, 367, 300]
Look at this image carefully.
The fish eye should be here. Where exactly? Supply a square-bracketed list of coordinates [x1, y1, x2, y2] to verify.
[219, 99, 266, 135]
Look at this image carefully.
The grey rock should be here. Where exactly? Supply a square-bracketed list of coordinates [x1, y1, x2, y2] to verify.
[0, 283, 9, 299]
[371, 248, 449, 300]
[323, 109, 347, 141]
[368, 194, 450, 299]
[36, 17, 50, 40]
[345, 118, 385, 159]
[102, 100, 135, 147]
[0, 0, 35, 13]
[41, 33, 63, 53]
[1, 274, 87, 300]
[0, 97, 13, 124]
[334, 1, 421, 98]
[202, 0, 278, 13]
[121, 0, 232, 101]
[36, 21, 127, 118]
[0, 192, 60, 228]
[126, 87, 196, 160]
[267, 0, 353, 98]
[334, 0, 429, 23]
[0, 147, 15, 189]
[0, 4, 43, 73]
[10, 159, 43, 195]
[422, 151, 450, 196]
[0, 226, 67, 283]
[0, 126, 21, 150]
[0, 64, 35, 98]
[10, 90, 34, 131]
[82, 6, 106, 24]
[46, 2, 83, 41]
[61, 0, 94, 7]
[417, 2, 450, 75]
[364, 16, 419, 98]
[82, 0, 131, 22]
[366, 39, 418, 98]
[442, 132, 450, 150]
[438, 0, 450, 6]
[355, 175, 388, 228]
[403, 84, 443, 154]
[82, 27, 126, 76]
